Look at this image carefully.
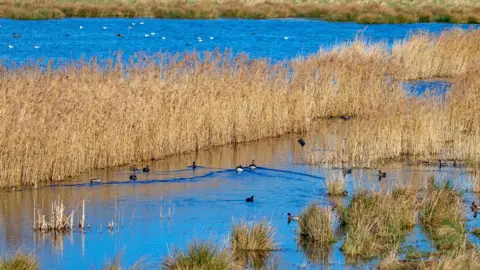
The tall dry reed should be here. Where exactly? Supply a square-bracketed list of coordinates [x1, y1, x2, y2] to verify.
[2, 29, 480, 188]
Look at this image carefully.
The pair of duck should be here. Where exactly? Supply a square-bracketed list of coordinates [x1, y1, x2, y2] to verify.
[236, 160, 257, 172]
[130, 165, 150, 173]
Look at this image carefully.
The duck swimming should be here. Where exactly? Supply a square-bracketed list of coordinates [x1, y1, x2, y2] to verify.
[246, 196, 254, 202]
[192, 162, 197, 169]
[343, 190, 348, 196]
[236, 165, 244, 172]
[378, 170, 387, 178]
[142, 165, 150, 173]
[129, 173, 137, 181]
[342, 168, 352, 175]
[90, 178, 101, 184]
[287, 213, 300, 222]
[298, 138, 306, 147]
[248, 160, 256, 170]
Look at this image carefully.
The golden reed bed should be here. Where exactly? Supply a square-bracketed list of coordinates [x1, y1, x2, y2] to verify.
[1, 29, 480, 188]
[1, 0, 480, 23]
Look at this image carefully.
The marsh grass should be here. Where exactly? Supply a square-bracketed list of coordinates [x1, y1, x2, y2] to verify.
[0, 252, 38, 270]
[341, 187, 418, 258]
[379, 249, 480, 269]
[298, 203, 335, 244]
[2, 29, 480, 188]
[103, 254, 147, 270]
[231, 220, 276, 252]
[420, 181, 466, 251]
[327, 172, 345, 196]
[163, 241, 234, 270]
[1, 0, 480, 23]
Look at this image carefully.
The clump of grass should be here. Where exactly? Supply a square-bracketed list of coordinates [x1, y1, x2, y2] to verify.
[341, 187, 418, 258]
[298, 203, 335, 244]
[231, 220, 276, 252]
[0, 252, 38, 270]
[472, 227, 480, 237]
[163, 241, 233, 270]
[420, 181, 466, 251]
[327, 172, 345, 196]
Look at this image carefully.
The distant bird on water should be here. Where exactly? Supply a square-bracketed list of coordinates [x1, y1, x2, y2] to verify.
[8, 45, 13, 49]
[13, 33, 21, 38]
[90, 178, 101, 184]
[378, 170, 387, 179]
[79, 26, 84, 29]
[248, 160, 256, 170]
[236, 165, 244, 172]
[142, 165, 150, 173]
[246, 196, 254, 202]
[103, 26, 108, 30]
[342, 167, 352, 175]
[34, 45, 40, 49]
[129, 173, 137, 181]
[192, 162, 197, 170]
[117, 33, 124, 38]
[298, 138, 306, 147]
[287, 213, 299, 222]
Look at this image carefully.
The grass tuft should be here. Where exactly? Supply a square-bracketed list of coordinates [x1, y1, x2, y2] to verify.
[341, 187, 418, 258]
[0, 252, 38, 270]
[327, 172, 345, 196]
[163, 241, 233, 270]
[298, 203, 335, 244]
[231, 220, 276, 252]
[420, 181, 466, 251]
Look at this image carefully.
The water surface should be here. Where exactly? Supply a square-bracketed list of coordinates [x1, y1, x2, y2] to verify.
[0, 19, 478, 62]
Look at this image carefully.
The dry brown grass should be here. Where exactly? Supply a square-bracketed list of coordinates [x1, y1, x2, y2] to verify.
[1, 29, 480, 188]
[1, 0, 480, 22]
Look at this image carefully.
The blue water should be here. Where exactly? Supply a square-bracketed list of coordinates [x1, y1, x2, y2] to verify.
[0, 18, 478, 62]
[0, 134, 476, 269]
[403, 80, 452, 96]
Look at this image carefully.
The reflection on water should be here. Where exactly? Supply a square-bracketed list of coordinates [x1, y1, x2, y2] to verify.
[0, 131, 479, 269]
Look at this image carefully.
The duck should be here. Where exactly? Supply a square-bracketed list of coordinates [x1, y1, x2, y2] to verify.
[453, 160, 458, 167]
[130, 165, 140, 172]
[129, 173, 137, 181]
[342, 168, 352, 175]
[343, 190, 348, 196]
[236, 165, 244, 172]
[79, 26, 84, 29]
[298, 138, 306, 147]
[438, 159, 446, 169]
[142, 165, 150, 173]
[341, 115, 352, 121]
[90, 178, 101, 184]
[248, 160, 256, 170]
[378, 170, 387, 178]
[13, 33, 21, 38]
[471, 202, 478, 212]
[192, 161, 197, 169]
[117, 33, 124, 38]
[287, 213, 300, 222]
[245, 196, 254, 202]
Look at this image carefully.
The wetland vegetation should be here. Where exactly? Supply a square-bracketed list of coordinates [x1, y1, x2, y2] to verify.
[1, 0, 480, 23]
[2, 13, 480, 269]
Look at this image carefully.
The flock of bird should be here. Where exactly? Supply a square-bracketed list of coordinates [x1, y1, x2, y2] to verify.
[6, 21, 293, 49]
[88, 137, 463, 223]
